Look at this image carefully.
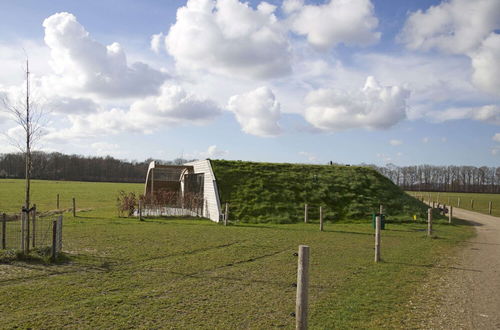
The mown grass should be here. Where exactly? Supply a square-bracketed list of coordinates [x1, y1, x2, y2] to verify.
[0, 179, 143, 216]
[409, 191, 500, 217]
[0, 179, 474, 328]
[211, 160, 430, 223]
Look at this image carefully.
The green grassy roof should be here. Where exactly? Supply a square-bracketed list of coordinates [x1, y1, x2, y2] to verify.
[211, 160, 428, 223]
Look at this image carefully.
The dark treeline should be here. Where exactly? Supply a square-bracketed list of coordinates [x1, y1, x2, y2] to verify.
[371, 164, 500, 193]
[0, 152, 191, 183]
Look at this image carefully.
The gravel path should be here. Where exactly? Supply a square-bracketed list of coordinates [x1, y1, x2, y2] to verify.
[426, 208, 500, 329]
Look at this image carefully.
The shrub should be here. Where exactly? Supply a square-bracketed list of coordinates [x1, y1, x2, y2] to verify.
[116, 191, 137, 217]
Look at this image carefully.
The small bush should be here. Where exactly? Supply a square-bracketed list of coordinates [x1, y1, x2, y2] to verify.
[116, 191, 137, 217]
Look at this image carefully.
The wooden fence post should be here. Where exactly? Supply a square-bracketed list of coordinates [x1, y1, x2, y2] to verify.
[488, 201, 492, 215]
[319, 206, 323, 232]
[449, 206, 453, 224]
[139, 200, 143, 221]
[470, 199, 474, 210]
[2, 213, 6, 249]
[51, 220, 57, 261]
[25, 209, 30, 254]
[20, 210, 25, 252]
[72, 198, 76, 217]
[224, 203, 229, 226]
[427, 208, 433, 237]
[304, 204, 308, 223]
[375, 216, 381, 262]
[57, 216, 63, 253]
[296, 245, 309, 330]
[32, 204, 36, 248]
[57, 194, 60, 209]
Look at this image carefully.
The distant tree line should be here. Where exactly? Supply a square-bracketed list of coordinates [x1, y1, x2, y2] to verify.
[370, 164, 500, 193]
[0, 152, 192, 183]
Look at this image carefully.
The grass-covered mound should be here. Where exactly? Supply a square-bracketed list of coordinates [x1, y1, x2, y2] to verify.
[211, 160, 429, 223]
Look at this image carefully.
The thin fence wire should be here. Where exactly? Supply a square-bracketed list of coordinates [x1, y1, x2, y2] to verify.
[135, 202, 205, 218]
[1, 212, 61, 251]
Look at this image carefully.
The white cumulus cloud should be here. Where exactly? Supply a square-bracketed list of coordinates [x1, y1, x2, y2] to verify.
[163, 0, 291, 79]
[399, 0, 500, 55]
[150, 32, 164, 54]
[129, 83, 221, 127]
[44, 83, 221, 141]
[304, 76, 410, 132]
[471, 33, 500, 96]
[493, 133, 500, 142]
[42, 12, 167, 98]
[227, 86, 281, 137]
[427, 104, 500, 125]
[197, 145, 229, 159]
[287, 0, 380, 50]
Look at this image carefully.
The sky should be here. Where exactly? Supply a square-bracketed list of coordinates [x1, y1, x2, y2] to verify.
[0, 0, 499, 166]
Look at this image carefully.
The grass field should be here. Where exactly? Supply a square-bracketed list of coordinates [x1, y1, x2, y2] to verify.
[409, 191, 500, 217]
[0, 179, 474, 328]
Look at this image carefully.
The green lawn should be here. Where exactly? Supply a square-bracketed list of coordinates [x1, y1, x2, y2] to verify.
[0, 179, 474, 328]
[409, 191, 500, 217]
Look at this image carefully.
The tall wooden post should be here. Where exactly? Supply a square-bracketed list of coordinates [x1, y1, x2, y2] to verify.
[57, 194, 60, 209]
[296, 245, 309, 330]
[25, 209, 30, 253]
[488, 201, 492, 215]
[457, 197, 461, 207]
[56, 216, 63, 253]
[139, 200, 143, 221]
[32, 204, 36, 248]
[427, 208, 433, 237]
[375, 216, 381, 262]
[51, 220, 57, 261]
[20, 210, 25, 252]
[224, 203, 229, 226]
[448, 206, 453, 224]
[72, 198, 76, 217]
[2, 213, 6, 250]
[304, 204, 308, 223]
[470, 199, 474, 210]
[319, 206, 323, 232]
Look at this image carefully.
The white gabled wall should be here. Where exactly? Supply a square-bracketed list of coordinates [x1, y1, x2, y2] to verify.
[184, 159, 221, 222]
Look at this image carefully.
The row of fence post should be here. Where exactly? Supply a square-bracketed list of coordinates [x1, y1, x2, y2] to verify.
[416, 193, 494, 215]
[54, 194, 77, 217]
[304, 204, 325, 231]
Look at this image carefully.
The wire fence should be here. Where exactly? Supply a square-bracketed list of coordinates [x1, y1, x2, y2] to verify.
[136, 197, 206, 218]
[1, 210, 62, 253]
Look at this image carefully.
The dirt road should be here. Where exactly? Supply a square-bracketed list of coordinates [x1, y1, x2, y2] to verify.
[427, 207, 500, 329]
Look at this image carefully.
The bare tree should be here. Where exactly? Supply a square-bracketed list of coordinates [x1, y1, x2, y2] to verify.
[1, 58, 45, 210]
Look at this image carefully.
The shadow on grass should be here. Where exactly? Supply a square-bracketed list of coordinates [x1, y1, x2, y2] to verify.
[461, 241, 500, 246]
[452, 218, 484, 227]
[384, 261, 482, 273]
